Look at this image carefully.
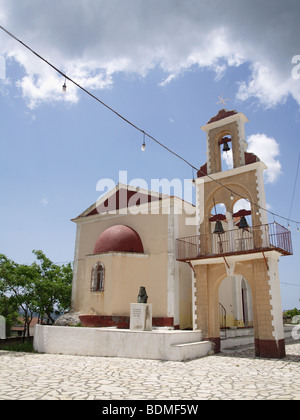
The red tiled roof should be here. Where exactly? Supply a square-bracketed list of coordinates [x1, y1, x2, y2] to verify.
[207, 109, 237, 124]
[86, 188, 161, 216]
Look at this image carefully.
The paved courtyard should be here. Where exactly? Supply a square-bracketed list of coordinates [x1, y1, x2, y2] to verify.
[0, 340, 299, 400]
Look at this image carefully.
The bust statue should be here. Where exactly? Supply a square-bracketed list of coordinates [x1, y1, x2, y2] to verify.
[137, 286, 148, 303]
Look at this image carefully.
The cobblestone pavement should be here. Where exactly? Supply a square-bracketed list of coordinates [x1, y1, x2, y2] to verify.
[0, 341, 299, 400]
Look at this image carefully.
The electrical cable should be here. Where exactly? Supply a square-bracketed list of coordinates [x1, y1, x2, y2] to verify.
[288, 151, 300, 223]
[0, 24, 197, 172]
[281, 282, 300, 287]
[0, 24, 299, 226]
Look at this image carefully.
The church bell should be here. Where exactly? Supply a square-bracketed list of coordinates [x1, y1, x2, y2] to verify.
[239, 216, 249, 229]
[214, 220, 225, 234]
[222, 141, 230, 153]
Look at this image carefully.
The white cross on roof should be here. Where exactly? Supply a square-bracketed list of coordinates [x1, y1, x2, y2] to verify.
[216, 95, 230, 107]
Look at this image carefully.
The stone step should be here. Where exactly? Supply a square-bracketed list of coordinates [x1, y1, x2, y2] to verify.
[170, 340, 212, 360]
[221, 334, 255, 350]
[171, 340, 211, 348]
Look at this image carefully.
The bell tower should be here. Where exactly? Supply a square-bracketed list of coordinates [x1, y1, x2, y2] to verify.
[176, 109, 293, 358]
[197, 108, 268, 242]
[204, 109, 248, 174]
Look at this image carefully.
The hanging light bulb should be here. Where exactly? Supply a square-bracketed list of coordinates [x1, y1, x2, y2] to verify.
[141, 132, 146, 152]
[192, 169, 196, 185]
[62, 78, 67, 92]
[230, 193, 234, 201]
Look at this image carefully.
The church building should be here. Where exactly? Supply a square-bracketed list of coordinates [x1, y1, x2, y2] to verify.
[71, 184, 196, 330]
[70, 109, 292, 358]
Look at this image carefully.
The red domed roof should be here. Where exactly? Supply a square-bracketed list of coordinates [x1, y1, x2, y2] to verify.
[93, 225, 144, 254]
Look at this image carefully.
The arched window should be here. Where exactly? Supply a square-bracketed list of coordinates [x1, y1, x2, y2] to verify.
[91, 263, 105, 292]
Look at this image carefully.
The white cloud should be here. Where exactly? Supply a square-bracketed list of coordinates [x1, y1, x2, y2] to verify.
[247, 133, 282, 184]
[222, 150, 233, 170]
[236, 63, 296, 109]
[0, 0, 299, 108]
[233, 199, 251, 213]
[221, 133, 282, 184]
[41, 198, 49, 206]
[159, 74, 177, 87]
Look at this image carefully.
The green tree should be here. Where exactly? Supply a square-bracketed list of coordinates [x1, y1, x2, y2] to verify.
[32, 250, 73, 324]
[0, 251, 73, 338]
[0, 254, 37, 339]
[0, 294, 20, 337]
[284, 308, 300, 318]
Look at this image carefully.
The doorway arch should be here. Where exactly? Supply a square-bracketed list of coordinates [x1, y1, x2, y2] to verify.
[218, 275, 253, 329]
[194, 255, 286, 358]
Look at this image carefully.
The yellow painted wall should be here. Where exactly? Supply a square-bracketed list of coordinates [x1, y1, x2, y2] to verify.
[72, 200, 195, 328]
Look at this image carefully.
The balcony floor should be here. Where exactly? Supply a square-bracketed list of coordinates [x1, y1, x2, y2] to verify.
[176, 223, 293, 263]
[176, 245, 292, 263]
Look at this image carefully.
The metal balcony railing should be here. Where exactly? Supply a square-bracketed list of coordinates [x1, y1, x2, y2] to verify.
[176, 223, 293, 262]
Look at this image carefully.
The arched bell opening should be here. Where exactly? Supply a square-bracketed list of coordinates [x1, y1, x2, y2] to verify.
[209, 202, 227, 255]
[219, 135, 233, 171]
[233, 199, 252, 229]
[209, 202, 227, 234]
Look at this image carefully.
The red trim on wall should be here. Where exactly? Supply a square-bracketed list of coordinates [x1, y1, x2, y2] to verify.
[152, 317, 174, 328]
[79, 315, 130, 329]
[79, 315, 177, 329]
[245, 151, 259, 165]
[255, 338, 286, 359]
[209, 337, 221, 354]
[197, 162, 207, 178]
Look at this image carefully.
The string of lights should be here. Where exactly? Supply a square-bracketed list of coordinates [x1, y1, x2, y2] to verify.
[0, 25, 197, 172]
[0, 24, 299, 228]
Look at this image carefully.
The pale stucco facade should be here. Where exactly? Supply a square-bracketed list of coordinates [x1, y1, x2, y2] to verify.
[71, 185, 196, 329]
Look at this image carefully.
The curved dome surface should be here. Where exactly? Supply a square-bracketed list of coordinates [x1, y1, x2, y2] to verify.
[93, 225, 144, 254]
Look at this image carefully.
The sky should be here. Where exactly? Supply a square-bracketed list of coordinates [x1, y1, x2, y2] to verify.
[0, 0, 299, 310]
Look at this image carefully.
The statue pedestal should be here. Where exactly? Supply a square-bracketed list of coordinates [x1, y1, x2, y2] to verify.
[130, 303, 152, 331]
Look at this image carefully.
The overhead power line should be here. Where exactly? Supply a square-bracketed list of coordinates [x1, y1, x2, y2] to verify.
[0, 24, 197, 172]
[281, 282, 300, 287]
[0, 24, 299, 227]
[288, 151, 300, 223]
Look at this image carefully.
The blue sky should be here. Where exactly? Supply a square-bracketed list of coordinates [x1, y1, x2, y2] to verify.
[0, 0, 299, 309]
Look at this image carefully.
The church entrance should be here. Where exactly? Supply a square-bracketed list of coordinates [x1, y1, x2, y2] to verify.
[218, 275, 253, 329]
